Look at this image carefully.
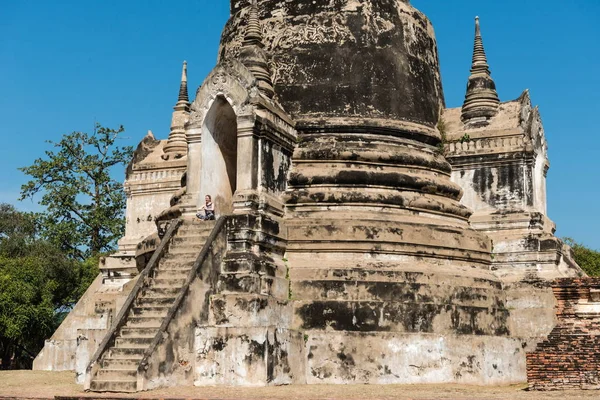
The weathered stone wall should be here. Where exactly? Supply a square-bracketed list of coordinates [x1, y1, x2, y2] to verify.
[222, 0, 444, 128]
[453, 158, 534, 213]
[527, 278, 600, 390]
[286, 260, 537, 384]
[304, 332, 529, 385]
[195, 326, 305, 386]
[259, 139, 290, 196]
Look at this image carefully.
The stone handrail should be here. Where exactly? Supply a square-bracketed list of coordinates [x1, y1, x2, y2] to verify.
[84, 219, 183, 390]
[137, 216, 229, 382]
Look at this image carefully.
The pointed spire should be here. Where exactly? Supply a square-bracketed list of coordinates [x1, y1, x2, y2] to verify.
[239, 0, 274, 98]
[177, 61, 189, 106]
[163, 61, 191, 159]
[461, 17, 500, 124]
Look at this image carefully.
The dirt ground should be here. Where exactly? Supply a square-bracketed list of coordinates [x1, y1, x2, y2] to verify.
[0, 371, 598, 400]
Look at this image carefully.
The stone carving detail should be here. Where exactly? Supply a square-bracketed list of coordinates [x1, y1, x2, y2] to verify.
[208, 73, 230, 92]
[447, 135, 527, 154]
[188, 60, 257, 128]
[265, 15, 354, 50]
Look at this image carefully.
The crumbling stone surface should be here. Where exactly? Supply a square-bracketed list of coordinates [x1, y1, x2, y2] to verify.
[527, 278, 600, 391]
[305, 331, 529, 385]
[221, 0, 444, 128]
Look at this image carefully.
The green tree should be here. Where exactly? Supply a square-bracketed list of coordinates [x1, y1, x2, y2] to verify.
[0, 203, 37, 257]
[0, 203, 98, 369]
[20, 124, 133, 260]
[0, 255, 56, 368]
[564, 238, 600, 277]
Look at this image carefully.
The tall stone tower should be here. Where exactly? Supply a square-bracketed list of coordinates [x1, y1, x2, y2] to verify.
[34, 0, 583, 392]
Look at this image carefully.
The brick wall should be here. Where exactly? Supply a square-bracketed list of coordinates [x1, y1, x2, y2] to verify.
[526, 278, 600, 390]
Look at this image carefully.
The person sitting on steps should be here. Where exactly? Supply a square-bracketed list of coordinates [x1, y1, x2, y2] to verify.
[196, 195, 215, 221]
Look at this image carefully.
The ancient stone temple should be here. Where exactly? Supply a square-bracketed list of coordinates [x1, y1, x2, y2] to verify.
[33, 0, 583, 392]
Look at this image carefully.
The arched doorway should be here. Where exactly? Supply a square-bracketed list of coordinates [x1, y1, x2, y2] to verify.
[200, 96, 237, 215]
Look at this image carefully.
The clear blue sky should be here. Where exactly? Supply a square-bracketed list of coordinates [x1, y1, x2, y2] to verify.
[1, 1, 599, 248]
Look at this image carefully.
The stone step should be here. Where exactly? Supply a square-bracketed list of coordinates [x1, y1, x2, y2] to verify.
[119, 327, 158, 339]
[168, 246, 202, 255]
[100, 358, 139, 370]
[115, 336, 153, 348]
[106, 347, 145, 359]
[159, 262, 196, 271]
[141, 286, 180, 297]
[150, 277, 187, 287]
[160, 256, 195, 265]
[159, 263, 196, 272]
[130, 306, 171, 318]
[172, 236, 208, 246]
[89, 379, 137, 393]
[96, 368, 137, 380]
[162, 253, 197, 262]
[135, 296, 177, 307]
[152, 269, 189, 280]
[125, 316, 164, 328]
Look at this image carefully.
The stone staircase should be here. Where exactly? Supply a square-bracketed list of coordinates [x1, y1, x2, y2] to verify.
[88, 220, 215, 392]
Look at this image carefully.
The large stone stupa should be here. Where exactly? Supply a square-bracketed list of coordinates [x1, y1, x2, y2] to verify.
[33, 0, 583, 392]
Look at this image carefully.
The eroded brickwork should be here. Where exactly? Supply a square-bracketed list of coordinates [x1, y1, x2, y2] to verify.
[527, 278, 600, 390]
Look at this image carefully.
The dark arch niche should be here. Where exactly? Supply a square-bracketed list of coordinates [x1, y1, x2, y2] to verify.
[200, 96, 238, 215]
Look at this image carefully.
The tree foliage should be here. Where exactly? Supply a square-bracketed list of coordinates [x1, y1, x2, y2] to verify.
[19, 124, 133, 260]
[0, 255, 57, 368]
[564, 238, 600, 277]
[0, 204, 99, 369]
[0, 203, 37, 257]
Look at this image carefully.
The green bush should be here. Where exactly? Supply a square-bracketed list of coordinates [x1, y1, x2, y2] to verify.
[564, 238, 600, 277]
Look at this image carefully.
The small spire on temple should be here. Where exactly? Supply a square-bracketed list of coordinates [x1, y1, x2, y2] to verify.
[176, 61, 190, 110]
[163, 61, 191, 159]
[461, 16, 500, 124]
[239, 0, 274, 98]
